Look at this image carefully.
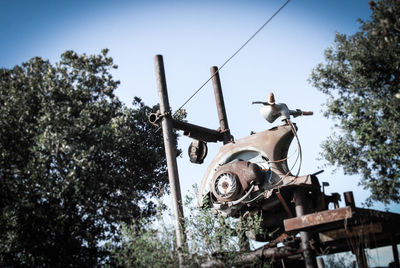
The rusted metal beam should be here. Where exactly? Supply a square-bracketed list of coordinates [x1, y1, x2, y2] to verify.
[154, 55, 187, 266]
[354, 207, 400, 222]
[149, 112, 224, 142]
[318, 222, 383, 242]
[318, 230, 400, 255]
[171, 118, 223, 142]
[284, 206, 353, 232]
[210, 66, 232, 144]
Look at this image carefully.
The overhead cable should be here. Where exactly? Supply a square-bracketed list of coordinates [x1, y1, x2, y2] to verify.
[175, 0, 291, 115]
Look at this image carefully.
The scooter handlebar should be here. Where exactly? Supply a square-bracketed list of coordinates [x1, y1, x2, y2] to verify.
[301, 111, 313, 116]
[289, 109, 313, 118]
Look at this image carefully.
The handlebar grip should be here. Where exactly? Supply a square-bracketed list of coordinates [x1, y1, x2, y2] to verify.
[252, 101, 269, 105]
[302, 111, 313, 116]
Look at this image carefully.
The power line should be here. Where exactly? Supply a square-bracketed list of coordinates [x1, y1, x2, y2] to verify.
[175, 0, 291, 114]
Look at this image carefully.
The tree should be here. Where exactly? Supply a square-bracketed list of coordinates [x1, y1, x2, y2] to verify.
[109, 186, 266, 268]
[0, 50, 175, 266]
[310, 0, 400, 204]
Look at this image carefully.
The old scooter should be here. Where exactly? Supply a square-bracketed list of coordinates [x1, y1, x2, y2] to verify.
[197, 93, 339, 241]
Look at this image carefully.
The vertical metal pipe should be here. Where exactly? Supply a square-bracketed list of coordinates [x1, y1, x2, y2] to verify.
[316, 258, 325, 268]
[392, 238, 400, 268]
[355, 246, 368, 268]
[294, 189, 317, 268]
[210, 66, 231, 144]
[344, 191, 356, 208]
[154, 55, 186, 266]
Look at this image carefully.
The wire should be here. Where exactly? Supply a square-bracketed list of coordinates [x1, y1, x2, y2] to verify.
[174, 0, 291, 115]
[268, 147, 298, 163]
[229, 184, 256, 206]
[288, 120, 302, 178]
[266, 120, 303, 188]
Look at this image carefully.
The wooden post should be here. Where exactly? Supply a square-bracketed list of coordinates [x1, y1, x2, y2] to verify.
[154, 55, 186, 266]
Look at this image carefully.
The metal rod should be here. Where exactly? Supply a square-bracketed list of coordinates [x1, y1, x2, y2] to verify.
[354, 246, 368, 268]
[344, 191, 356, 208]
[294, 189, 317, 268]
[171, 118, 223, 142]
[316, 258, 325, 268]
[148, 112, 223, 142]
[210, 66, 232, 144]
[392, 237, 400, 268]
[276, 191, 294, 218]
[154, 55, 186, 266]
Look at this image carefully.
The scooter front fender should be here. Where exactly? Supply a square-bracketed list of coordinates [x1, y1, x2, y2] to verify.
[198, 124, 295, 206]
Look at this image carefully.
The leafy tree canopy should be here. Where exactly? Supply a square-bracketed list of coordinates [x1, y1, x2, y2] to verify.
[0, 49, 174, 266]
[310, 0, 400, 204]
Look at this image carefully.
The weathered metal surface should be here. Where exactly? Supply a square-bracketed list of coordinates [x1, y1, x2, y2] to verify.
[154, 55, 186, 266]
[354, 207, 400, 222]
[188, 139, 208, 164]
[318, 222, 383, 242]
[343, 191, 355, 208]
[211, 66, 232, 144]
[148, 111, 224, 143]
[198, 124, 320, 206]
[213, 161, 264, 192]
[199, 125, 292, 195]
[284, 206, 353, 232]
[172, 118, 223, 142]
[294, 189, 318, 268]
[276, 191, 294, 217]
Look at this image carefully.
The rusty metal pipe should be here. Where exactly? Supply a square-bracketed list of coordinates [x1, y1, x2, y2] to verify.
[149, 111, 224, 142]
[392, 237, 400, 268]
[171, 118, 223, 142]
[211, 66, 232, 144]
[344, 191, 355, 208]
[154, 55, 186, 266]
[294, 189, 317, 268]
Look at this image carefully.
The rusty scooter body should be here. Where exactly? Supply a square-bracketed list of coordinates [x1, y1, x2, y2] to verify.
[197, 93, 338, 241]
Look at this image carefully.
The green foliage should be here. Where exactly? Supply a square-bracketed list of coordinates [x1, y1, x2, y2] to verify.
[109, 185, 263, 267]
[309, 0, 400, 204]
[109, 217, 178, 268]
[0, 50, 175, 266]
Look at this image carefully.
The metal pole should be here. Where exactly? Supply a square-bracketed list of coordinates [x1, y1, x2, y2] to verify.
[154, 55, 186, 266]
[392, 238, 400, 268]
[294, 189, 317, 268]
[316, 258, 325, 268]
[354, 247, 368, 268]
[210, 66, 231, 144]
[344, 191, 356, 208]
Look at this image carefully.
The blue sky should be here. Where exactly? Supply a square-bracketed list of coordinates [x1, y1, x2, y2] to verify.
[1, 0, 381, 205]
[1, 0, 398, 263]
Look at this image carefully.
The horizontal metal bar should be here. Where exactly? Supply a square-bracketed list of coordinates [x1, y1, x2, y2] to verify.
[319, 222, 383, 242]
[171, 119, 223, 142]
[284, 206, 353, 232]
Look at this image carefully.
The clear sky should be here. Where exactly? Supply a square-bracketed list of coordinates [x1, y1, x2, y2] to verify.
[1, 0, 398, 263]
